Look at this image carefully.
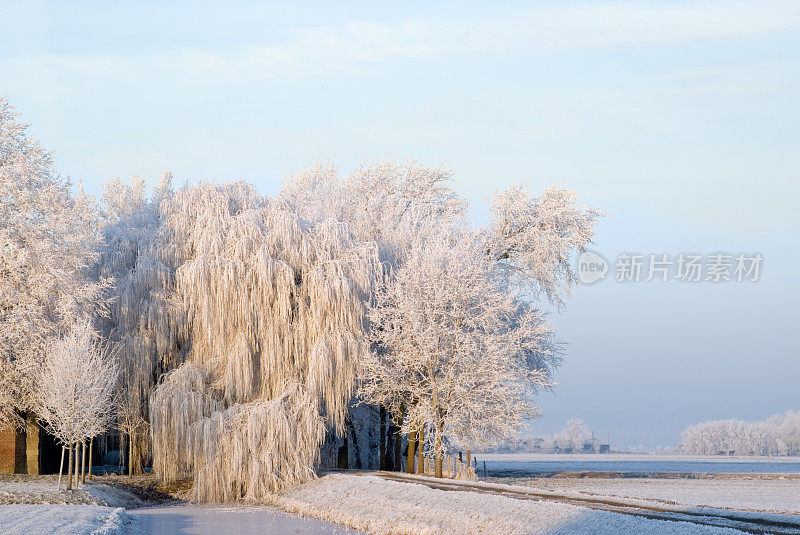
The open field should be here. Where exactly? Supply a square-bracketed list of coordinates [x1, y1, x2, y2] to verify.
[487, 475, 800, 515]
[474, 453, 800, 476]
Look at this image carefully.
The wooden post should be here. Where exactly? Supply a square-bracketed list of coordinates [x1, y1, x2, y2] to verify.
[406, 430, 416, 474]
[58, 446, 65, 490]
[483, 460, 487, 478]
[417, 427, 424, 475]
[88, 437, 93, 481]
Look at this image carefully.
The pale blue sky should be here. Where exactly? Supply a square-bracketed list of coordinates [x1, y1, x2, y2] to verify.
[2, 0, 798, 448]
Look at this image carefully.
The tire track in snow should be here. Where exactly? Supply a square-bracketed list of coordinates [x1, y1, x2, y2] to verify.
[371, 472, 800, 535]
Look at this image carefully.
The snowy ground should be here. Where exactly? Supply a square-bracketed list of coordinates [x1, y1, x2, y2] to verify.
[0, 475, 358, 534]
[0, 505, 128, 535]
[127, 505, 360, 534]
[489, 475, 800, 515]
[269, 472, 776, 534]
[0, 474, 146, 507]
[4, 472, 799, 534]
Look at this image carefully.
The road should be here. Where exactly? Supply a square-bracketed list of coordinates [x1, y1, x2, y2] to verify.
[128, 504, 361, 534]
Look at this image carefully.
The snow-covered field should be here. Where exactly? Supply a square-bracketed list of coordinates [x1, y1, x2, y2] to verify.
[476, 453, 800, 463]
[475, 453, 800, 475]
[270, 473, 770, 534]
[488, 476, 800, 515]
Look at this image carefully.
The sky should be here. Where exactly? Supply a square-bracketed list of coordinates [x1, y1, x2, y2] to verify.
[2, 0, 798, 449]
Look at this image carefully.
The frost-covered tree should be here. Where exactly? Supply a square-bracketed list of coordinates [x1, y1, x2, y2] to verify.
[34, 323, 118, 490]
[0, 97, 106, 429]
[552, 418, 596, 453]
[280, 160, 467, 468]
[360, 225, 555, 477]
[96, 173, 176, 475]
[91, 159, 599, 494]
[486, 184, 604, 306]
[145, 182, 381, 502]
[280, 159, 466, 266]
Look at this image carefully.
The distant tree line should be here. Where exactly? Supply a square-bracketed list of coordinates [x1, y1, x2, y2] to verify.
[681, 411, 800, 456]
[483, 419, 610, 453]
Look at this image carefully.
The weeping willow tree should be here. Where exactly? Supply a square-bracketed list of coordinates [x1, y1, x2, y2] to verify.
[146, 181, 381, 502]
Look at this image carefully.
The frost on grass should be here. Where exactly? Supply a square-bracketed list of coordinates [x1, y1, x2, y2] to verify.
[0, 475, 146, 507]
[270, 473, 743, 535]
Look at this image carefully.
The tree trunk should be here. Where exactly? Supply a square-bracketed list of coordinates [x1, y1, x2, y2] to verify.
[128, 432, 133, 478]
[76, 442, 82, 487]
[434, 421, 443, 478]
[417, 426, 424, 475]
[379, 405, 386, 470]
[58, 446, 65, 490]
[88, 437, 93, 481]
[406, 430, 417, 474]
[346, 417, 362, 468]
[394, 404, 404, 471]
[66, 444, 73, 490]
[74, 443, 80, 489]
[81, 440, 87, 483]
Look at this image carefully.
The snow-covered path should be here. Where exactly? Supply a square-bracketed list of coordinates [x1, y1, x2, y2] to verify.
[127, 504, 362, 534]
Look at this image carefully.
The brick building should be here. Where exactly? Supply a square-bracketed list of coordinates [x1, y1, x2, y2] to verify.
[0, 416, 60, 474]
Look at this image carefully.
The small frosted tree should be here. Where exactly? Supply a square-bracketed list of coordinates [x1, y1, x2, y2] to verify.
[360, 226, 555, 477]
[35, 323, 118, 490]
[552, 418, 595, 452]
